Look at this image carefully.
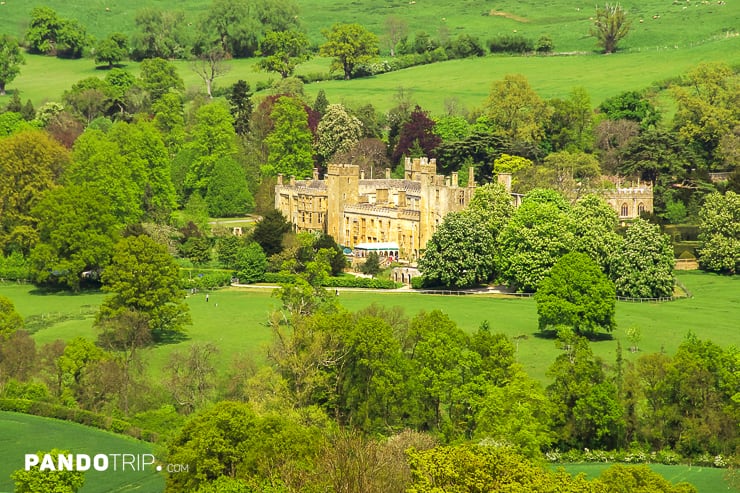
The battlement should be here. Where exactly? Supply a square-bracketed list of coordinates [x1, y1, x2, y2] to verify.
[327, 163, 360, 176]
[404, 156, 437, 174]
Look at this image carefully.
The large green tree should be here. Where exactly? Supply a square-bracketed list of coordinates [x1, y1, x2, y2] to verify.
[263, 96, 314, 178]
[485, 74, 551, 146]
[98, 235, 191, 337]
[139, 57, 184, 103]
[205, 157, 254, 217]
[0, 130, 69, 254]
[186, 101, 239, 195]
[535, 252, 616, 336]
[315, 103, 363, 162]
[0, 35, 24, 96]
[25, 7, 89, 58]
[418, 211, 496, 288]
[0, 295, 23, 338]
[94, 32, 129, 69]
[590, 3, 632, 54]
[30, 185, 120, 290]
[130, 8, 188, 60]
[257, 30, 310, 78]
[12, 449, 85, 493]
[611, 218, 675, 298]
[697, 191, 739, 274]
[320, 23, 379, 80]
[233, 242, 267, 284]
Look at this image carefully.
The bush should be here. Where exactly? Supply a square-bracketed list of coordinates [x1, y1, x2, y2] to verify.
[411, 276, 426, 289]
[447, 34, 485, 58]
[181, 270, 233, 289]
[488, 35, 534, 54]
[0, 252, 31, 280]
[536, 35, 554, 53]
[263, 272, 400, 289]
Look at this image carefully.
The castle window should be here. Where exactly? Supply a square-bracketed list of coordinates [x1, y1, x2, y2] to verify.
[638, 203, 645, 215]
[620, 203, 629, 217]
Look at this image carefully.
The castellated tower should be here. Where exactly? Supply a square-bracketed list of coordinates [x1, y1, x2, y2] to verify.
[325, 163, 359, 245]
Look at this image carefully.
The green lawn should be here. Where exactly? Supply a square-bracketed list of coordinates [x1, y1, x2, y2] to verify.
[4, 270, 738, 385]
[0, 411, 164, 493]
[555, 463, 737, 493]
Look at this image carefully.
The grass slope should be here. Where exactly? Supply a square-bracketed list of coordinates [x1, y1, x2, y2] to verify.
[555, 463, 737, 493]
[0, 411, 164, 493]
[4, 271, 739, 384]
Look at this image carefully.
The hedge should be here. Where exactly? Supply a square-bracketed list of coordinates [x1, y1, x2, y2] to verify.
[262, 272, 401, 289]
[0, 399, 159, 443]
[180, 269, 233, 289]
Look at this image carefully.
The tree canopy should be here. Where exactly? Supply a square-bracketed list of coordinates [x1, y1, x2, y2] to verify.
[0, 35, 24, 96]
[320, 23, 379, 80]
[590, 3, 632, 54]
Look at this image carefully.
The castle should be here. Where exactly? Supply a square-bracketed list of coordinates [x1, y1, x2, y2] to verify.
[275, 157, 652, 261]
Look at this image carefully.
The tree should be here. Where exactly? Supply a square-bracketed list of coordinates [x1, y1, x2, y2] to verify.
[384, 16, 408, 56]
[590, 3, 632, 54]
[252, 209, 291, 256]
[205, 157, 254, 217]
[569, 194, 624, 275]
[419, 211, 496, 288]
[536, 252, 616, 336]
[186, 101, 239, 195]
[697, 191, 739, 274]
[611, 218, 675, 298]
[226, 80, 253, 136]
[599, 90, 660, 129]
[497, 191, 574, 292]
[320, 23, 379, 80]
[94, 33, 128, 68]
[98, 235, 191, 337]
[12, 449, 85, 493]
[392, 105, 442, 164]
[130, 8, 188, 60]
[25, 7, 89, 58]
[191, 47, 230, 98]
[359, 252, 381, 277]
[485, 74, 550, 145]
[316, 104, 363, 162]
[0, 35, 24, 96]
[30, 185, 120, 290]
[264, 96, 314, 178]
[200, 0, 259, 58]
[0, 295, 23, 338]
[0, 130, 69, 254]
[139, 57, 184, 103]
[234, 242, 267, 283]
[258, 30, 310, 78]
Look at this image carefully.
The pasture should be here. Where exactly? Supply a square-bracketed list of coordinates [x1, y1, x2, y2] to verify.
[3, 270, 739, 384]
[0, 411, 164, 493]
[555, 463, 737, 493]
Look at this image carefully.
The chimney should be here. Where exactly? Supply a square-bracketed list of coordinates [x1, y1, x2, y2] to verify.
[468, 167, 475, 187]
[497, 173, 512, 193]
[385, 167, 391, 179]
[313, 168, 319, 181]
[398, 190, 407, 207]
[451, 171, 458, 187]
[376, 188, 389, 203]
[360, 170, 365, 180]
[445, 176, 451, 187]
[290, 175, 296, 186]
[277, 174, 283, 186]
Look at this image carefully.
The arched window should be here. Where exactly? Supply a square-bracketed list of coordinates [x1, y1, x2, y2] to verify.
[637, 203, 645, 215]
[621, 203, 629, 217]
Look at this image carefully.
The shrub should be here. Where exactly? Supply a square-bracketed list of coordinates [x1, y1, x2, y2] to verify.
[536, 35, 554, 53]
[181, 270, 233, 289]
[488, 35, 534, 54]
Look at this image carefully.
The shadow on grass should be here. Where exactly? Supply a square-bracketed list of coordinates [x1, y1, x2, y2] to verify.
[533, 330, 615, 342]
[153, 330, 190, 346]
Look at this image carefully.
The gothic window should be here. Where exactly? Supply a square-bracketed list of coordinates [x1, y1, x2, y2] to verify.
[638, 203, 645, 215]
[621, 203, 629, 217]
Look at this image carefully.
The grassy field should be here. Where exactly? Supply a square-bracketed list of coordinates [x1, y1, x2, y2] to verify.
[3, 270, 738, 384]
[0, 0, 738, 114]
[0, 0, 736, 52]
[556, 463, 738, 493]
[0, 411, 164, 493]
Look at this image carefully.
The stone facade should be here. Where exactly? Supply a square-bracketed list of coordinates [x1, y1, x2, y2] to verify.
[276, 157, 477, 260]
[275, 158, 654, 260]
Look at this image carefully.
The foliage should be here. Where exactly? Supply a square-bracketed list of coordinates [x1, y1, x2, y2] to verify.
[186, 101, 239, 195]
[488, 34, 534, 54]
[392, 105, 441, 164]
[0, 295, 23, 338]
[536, 252, 616, 335]
[226, 80, 253, 136]
[94, 33, 128, 68]
[139, 57, 184, 102]
[252, 209, 291, 256]
[0, 130, 69, 255]
[320, 23, 379, 80]
[611, 218, 675, 298]
[29, 184, 120, 290]
[0, 35, 24, 96]
[130, 8, 189, 60]
[264, 96, 314, 178]
[258, 30, 310, 78]
[206, 157, 255, 217]
[569, 194, 623, 274]
[418, 211, 496, 288]
[590, 3, 632, 54]
[25, 7, 88, 58]
[315, 104, 363, 162]
[697, 191, 739, 274]
[359, 252, 381, 277]
[485, 73, 551, 145]
[599, 90, 660, 129]
[545, 87, 595, 152]
[234, 243, 268, 284]
[12, 448, 85, 493]
[97, 235, 191, 337]
[497, 191, 574, 292]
